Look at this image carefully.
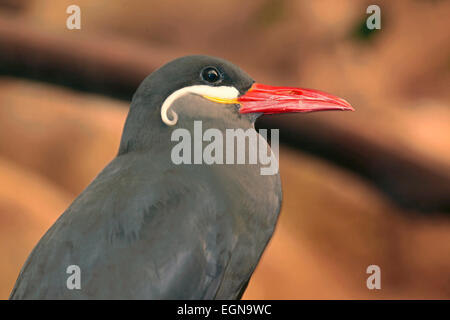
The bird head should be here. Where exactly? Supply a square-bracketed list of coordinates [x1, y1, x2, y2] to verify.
[119, 55, 353, 153]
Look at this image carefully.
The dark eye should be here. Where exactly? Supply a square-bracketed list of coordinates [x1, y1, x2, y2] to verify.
[201, 67, 221, 83]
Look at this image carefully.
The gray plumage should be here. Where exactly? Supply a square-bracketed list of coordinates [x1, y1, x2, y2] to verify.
[10, 55, 282, 299]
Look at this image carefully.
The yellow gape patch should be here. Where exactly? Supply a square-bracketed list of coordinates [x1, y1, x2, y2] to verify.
[202, 96, 239, 105]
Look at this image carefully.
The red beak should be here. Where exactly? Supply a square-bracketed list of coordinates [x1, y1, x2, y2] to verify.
[238, 83, 354, 114]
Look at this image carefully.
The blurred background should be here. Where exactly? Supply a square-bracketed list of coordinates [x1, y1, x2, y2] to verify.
[0, 0, 449, 299]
